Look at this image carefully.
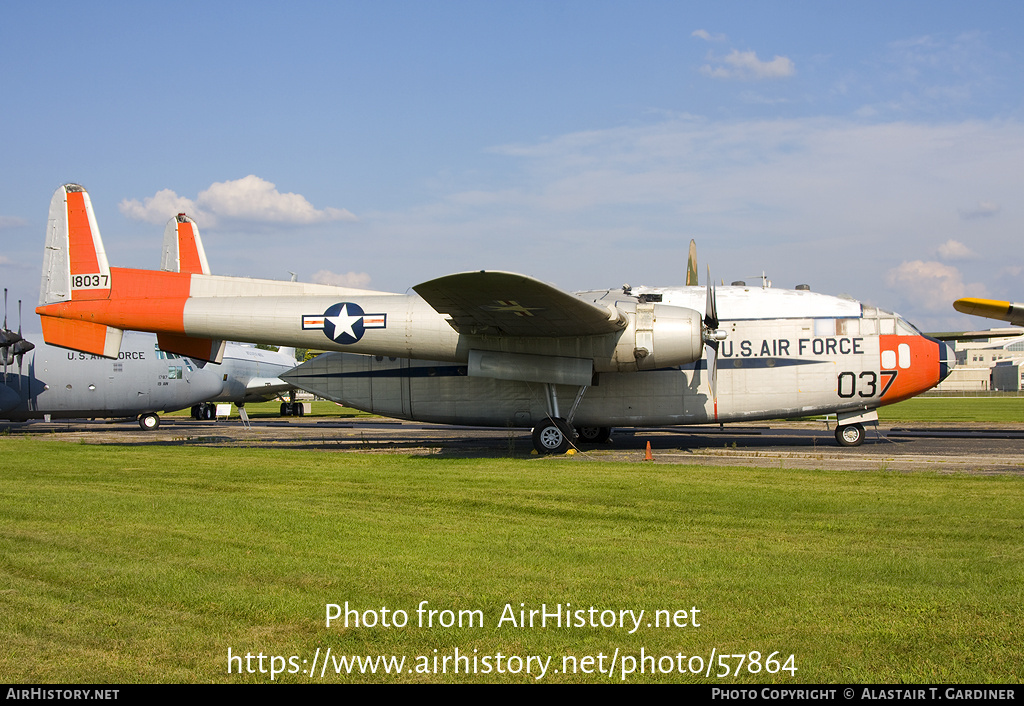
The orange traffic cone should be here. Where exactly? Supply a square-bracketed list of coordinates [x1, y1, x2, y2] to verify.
[644, 441, 653, 461]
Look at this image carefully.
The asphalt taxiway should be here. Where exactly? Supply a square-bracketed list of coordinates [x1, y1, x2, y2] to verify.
[4, 416, 1023, 474]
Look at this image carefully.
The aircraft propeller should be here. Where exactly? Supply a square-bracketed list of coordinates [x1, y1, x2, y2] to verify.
[1, 289, 34, 391]
[702, 267, 727, 401]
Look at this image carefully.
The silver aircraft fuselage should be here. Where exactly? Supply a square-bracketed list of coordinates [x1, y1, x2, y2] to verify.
[0, 332, 224, 422]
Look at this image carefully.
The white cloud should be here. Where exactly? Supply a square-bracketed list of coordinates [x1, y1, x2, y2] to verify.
[700, 50, 795, 81]
[119, 176, 357, 227]
[119, 189, 202, 224]
[885, 260, 986, 313]
[0, 255, 12, 266]
[691, 29, 726, 42]
[937, 239, 977, 260]
[311, 269, 372, 289]
[959, 201, 1000, 220]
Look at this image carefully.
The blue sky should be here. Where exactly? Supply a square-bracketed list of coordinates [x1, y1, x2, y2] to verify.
[2, 1, 1023, 332]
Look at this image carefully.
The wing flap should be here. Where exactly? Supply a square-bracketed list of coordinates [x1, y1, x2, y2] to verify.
[413, 271, 625, 337]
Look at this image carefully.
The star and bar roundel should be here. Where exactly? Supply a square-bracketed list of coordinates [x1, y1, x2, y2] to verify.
[302, 303, 386, 344]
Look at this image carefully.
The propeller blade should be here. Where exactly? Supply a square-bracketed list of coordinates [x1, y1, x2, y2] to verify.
[2, 289, 6, 382]
[16, 299, 26, 393]
[704, 266, 719, 331]
[702, 267, 727, 401]
[708, 339, 719, 402]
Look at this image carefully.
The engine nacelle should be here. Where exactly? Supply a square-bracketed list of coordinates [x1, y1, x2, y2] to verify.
[612, 302, 704, 371]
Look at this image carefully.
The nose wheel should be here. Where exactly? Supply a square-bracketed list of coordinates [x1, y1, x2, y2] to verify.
[835, 423, 865, 447]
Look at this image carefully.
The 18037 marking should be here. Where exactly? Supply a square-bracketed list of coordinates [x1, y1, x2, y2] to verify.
[71, 274, 108, 288]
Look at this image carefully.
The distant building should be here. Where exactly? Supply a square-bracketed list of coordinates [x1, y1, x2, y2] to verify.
[935, 334, 1024, 392]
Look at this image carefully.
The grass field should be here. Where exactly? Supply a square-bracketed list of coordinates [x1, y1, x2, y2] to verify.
[1, 437, 1021, 683]
[879, 396, 1024, 423]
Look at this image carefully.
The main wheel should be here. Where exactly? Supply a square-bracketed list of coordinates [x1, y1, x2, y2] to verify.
[532, 419, 573, 454]
[835, 423, 865, 447]
[575, 425, 611, 444]
[139, 412, 160, 431]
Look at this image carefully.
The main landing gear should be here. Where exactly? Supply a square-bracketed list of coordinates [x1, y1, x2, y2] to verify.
[280, 401, 304, 416]
[532, 418, 576, 454]
[191, 402, 216, 420]
[529, 381, 616, 453]
[531, 420, 613, 454]
[575, 425, 612, 444]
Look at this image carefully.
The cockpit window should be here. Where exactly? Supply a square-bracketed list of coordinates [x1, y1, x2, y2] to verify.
[154, 344, 181, 360]
[897, 318, 923, 336]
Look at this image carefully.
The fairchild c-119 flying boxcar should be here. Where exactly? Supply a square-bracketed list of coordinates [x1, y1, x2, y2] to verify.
[35, 184, 954, 452]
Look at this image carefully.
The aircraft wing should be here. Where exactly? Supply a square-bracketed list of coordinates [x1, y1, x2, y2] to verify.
[413, 271, 625, 337]
[930, 327, 1024, 341]
[953, 298, 1024, 326]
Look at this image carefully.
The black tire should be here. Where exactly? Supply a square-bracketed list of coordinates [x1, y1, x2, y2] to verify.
[204, 404, 215, 420]
[281, 402, 289, 416]
[139, 413, 160, 431]
[532, 419, 572, 454]
[191, 405, 201, 420]
[835, 423, 865, 447]
[576, 425, 611, 444]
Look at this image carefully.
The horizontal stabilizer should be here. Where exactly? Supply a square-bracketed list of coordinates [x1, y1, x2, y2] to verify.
[413, 271, 626, 337]
[244, 377, 293, 396]
[40, 315, 123, 358]
[157, 333, 226, 364]
[161, 214, 211, 275]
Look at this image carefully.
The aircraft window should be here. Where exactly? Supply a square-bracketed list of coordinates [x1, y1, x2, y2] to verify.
[879, 318, 896, 335]
[814, 318, 835, 336]
[154, 345, 180, 360]
[859, 318, 877, 335]
[835, 318, 858, 336]
[168, 366, 183, 380]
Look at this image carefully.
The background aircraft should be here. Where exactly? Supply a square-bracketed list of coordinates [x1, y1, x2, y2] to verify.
[954, 298, 1024, 327]
[35, 184, 954, 449]
[158, 210, 301, 420]
[188, 342, 300, 420]
[0, 330, 224, 429]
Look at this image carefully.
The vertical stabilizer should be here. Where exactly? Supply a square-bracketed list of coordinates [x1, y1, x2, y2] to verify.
[38, 184, 124, 357]
[40, 184, 112, 306]
[161, 213, 211, 275]
[156, 213, 223, 362]
[686, 239, 698, 287]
